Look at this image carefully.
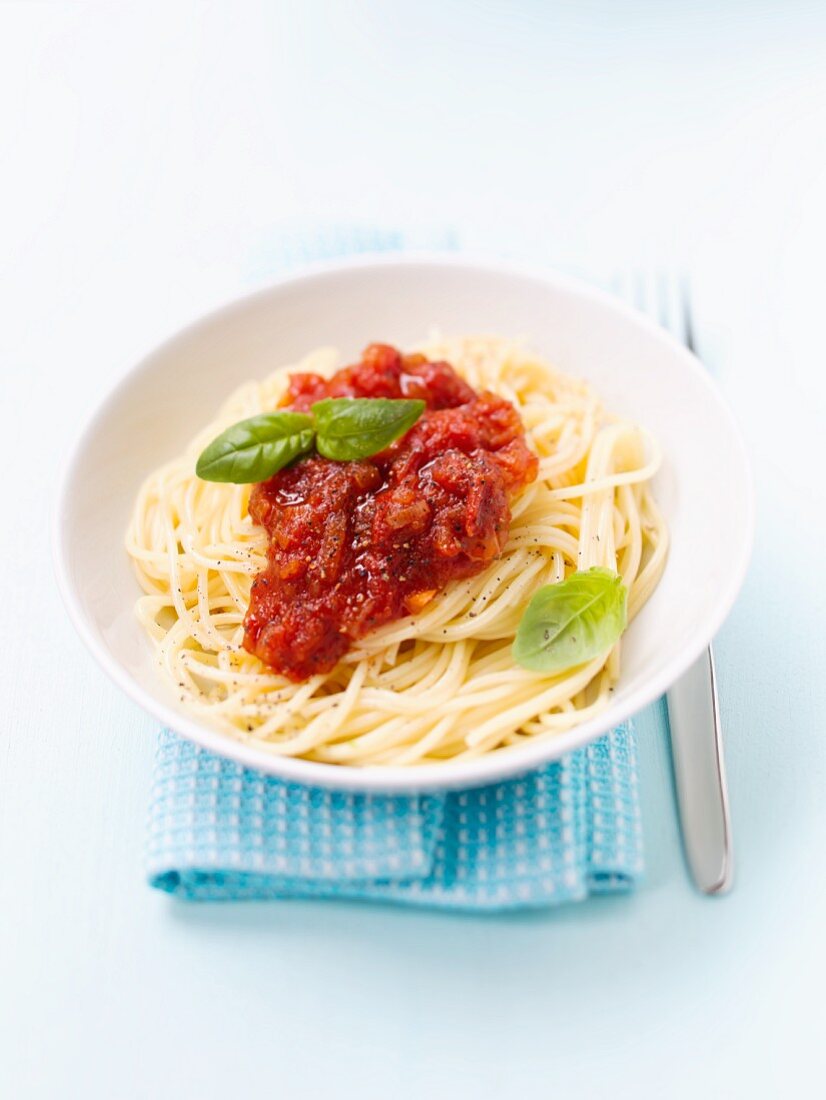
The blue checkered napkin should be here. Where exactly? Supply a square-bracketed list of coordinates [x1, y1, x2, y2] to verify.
[147, 724, 643, 908]
[145, 224, 646, 908]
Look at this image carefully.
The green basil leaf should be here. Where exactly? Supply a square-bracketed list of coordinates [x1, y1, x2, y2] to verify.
[195, 412, 315, 483]
[512, 567, 628, 674]
[312, 397, 426, 461]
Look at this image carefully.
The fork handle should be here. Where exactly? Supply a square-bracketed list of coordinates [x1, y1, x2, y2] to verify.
[666, 646, 734, 894]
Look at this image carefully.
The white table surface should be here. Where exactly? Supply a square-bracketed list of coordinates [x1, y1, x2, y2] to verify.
[2, 3, 825, 1097]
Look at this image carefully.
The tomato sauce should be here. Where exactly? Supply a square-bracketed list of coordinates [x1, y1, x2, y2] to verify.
[243, 344, 538, 681]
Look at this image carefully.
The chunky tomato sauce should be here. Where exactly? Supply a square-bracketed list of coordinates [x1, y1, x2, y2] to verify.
[243, 344, 538, 681]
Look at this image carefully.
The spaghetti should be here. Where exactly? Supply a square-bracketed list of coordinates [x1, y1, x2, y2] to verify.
[126, 337, 668, 766]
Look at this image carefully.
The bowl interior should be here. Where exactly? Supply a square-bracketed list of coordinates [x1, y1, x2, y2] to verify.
[55, 257, 753, 791]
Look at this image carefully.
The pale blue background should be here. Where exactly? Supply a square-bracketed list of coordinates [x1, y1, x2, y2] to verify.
[1, 2, 825, 1097]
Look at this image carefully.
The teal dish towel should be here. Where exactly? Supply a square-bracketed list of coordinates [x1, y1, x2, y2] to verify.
[146, 225, 644, 909]
[148, 725, 642, 908]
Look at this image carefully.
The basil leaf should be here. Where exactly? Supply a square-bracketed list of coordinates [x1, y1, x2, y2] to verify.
[512, 567, 628, 674]
[312, 397, 425, 461]
[195, 412, 315, 483]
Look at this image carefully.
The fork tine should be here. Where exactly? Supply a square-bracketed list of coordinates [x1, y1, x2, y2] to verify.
[680, 274, 698, 354]
[624, 269, 659, 321]
[653, 268, 697, 349]
[610, 271, 635, 309]
[655, 269, 676, 338]
[655, 270, 671, 330]
[634, 269, 651, 315]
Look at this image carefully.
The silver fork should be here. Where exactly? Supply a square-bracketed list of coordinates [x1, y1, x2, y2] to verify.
[614, 270, 734, 895]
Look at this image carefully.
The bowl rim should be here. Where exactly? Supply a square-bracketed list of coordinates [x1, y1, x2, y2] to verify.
[52, 251, 755, 792]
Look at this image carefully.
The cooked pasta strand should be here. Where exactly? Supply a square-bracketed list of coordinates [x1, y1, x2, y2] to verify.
[126, 336, 667, 765]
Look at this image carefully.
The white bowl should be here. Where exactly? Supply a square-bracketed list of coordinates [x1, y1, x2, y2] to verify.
[54, 255, 754, 791]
